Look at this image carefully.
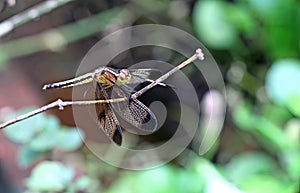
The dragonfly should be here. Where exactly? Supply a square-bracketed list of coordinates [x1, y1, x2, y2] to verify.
[43, 67, 169, 146]
[0, 49, 204, 141]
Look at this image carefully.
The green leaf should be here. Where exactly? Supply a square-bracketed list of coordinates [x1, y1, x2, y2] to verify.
[106, 165, 204, 193]
[226, 5, 255, 35]
[130, 166, 175, 193]
[241, 174, 298, 193]
[246, 0, 279, 20]
[233, 102, 255, 131]
[28, 132, 57, 151]
[56, 128, 84, 151]
[193, 0, 238, 49]
[43, 115, 61, 133]
[285, 119, 300, 148]
[262, 104, 292, 127]
[280, 148, 300, 181]
[280, 120, 300, 180]
[176, 169, 204, 193]
[192, 158, 246, 193]
[74, 176, 93, 191]
[286, 96, 300, 118]
[223, 152, 278, 185]
[18, 146, 44, 169]
[266, 59, 300, 106]
[261, 0, 299, 59]
[3, 108, 46, 144]
[233, 102, 289, 152]
[27, 161, 75, 192]
[254, 117, 289, 152]
[19, 115, 69, 152]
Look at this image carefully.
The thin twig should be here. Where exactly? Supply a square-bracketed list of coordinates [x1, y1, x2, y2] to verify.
[0, 98, 127, 129]
[0, 7, 123, 63]
[0, 0, 75, 38]
[0, 48, 204, 129]
[131, 48, 204, 99]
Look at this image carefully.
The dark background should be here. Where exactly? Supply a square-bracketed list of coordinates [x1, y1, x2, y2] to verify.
[0, 0, 299, 193]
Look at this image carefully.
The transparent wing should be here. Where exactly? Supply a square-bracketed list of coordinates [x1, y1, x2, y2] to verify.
[110, 84, 158, 134]
[129, 68, 156, 82]
[128, 68, 169, 87]
[94, 82, 123, 145]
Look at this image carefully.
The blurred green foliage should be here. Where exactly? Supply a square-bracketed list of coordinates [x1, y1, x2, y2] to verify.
[3, 108, 84, 169]
[0, 7, 123, 67]
[25, 161, 101, 193]
[2, 109, 100, 193]
[1, 0, 299, 193]
[193, 1, 299, 193]
[193, 0, 299, 59]
[26, 161, 75, 192]
[193, 0, 299, 192]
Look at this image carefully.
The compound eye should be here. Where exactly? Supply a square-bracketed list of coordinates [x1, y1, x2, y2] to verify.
[119, 69, 130, 80]
[117, 69, 131, 85]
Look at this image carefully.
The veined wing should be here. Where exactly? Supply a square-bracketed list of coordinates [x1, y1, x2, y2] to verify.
[110, 84, 158, 134]
[94, 82, 123, 145]
[128, 68, 169, 87]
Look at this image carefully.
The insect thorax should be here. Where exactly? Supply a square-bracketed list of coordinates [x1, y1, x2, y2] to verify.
[93, 68, 117, 88]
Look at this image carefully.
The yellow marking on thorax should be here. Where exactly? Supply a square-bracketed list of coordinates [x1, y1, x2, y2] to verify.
[95, 71, 117, 89]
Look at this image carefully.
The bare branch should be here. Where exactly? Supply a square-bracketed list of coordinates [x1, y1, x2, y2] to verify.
[0, 0, 75, 38]
[0, 7, 123, 63]
[0, 48, 204, 129]
[0, 97, 128, 129]
[131, 48, 204, 99]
